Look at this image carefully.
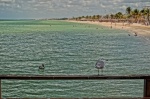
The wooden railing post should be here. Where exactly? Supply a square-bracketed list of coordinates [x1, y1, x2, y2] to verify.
[144, 79, 150, 97]
[0, 79, 1, 98]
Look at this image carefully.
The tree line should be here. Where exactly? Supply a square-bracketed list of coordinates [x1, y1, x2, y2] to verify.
[71, 7, 150, 25]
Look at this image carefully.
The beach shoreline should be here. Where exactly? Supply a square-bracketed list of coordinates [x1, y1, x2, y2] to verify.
[67, 20, 150, 36]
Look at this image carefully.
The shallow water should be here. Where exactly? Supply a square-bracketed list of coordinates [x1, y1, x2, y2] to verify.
[0, 20, 150, 98]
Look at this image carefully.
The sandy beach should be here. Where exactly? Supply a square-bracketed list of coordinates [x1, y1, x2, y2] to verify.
[68, 20, 150, 37]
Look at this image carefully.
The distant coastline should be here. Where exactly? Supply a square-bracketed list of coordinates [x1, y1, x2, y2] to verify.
[67, 6, 150, 36]
[68, 20, 150, 37]
[0, 18, 68, 21]
[0, 18, 149, 37]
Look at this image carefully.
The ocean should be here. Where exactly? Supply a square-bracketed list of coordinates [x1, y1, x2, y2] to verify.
[0, 20, 150, 98]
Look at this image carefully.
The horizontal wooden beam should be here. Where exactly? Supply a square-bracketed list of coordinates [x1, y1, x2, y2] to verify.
[0, 98, 150, 99]
[0, 75, 150, 98]
[2, 98, 150, 99]
[0, 75, 150, 80]
[0, 80, 2, 99]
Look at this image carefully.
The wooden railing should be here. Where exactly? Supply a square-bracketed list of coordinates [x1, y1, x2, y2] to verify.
[0, 75, 150, 98]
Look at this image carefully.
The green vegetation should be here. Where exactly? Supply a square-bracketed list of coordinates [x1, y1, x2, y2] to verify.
[71, 7, 150, 25]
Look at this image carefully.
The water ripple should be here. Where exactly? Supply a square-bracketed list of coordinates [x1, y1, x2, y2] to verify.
[0, 20, 149, 98]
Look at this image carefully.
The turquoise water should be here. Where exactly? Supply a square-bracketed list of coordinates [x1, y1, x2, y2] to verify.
[0, 20, 150, 98]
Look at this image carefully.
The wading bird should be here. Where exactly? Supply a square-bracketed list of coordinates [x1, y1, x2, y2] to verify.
[95, 58, 107, 75]
[39, 64, 45, 69]
[134, 32, 137, 36]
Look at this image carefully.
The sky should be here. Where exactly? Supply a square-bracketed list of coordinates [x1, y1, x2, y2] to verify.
[0, 0, 150, 19]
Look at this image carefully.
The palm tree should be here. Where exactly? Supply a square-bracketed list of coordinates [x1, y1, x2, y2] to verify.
[77, 17, 82, 21]
[86, 15, 89, 20]
[140, 9, 147, 23]
[132, 9, 140, 23]
[118, 12, 123, 19]
[126, 7, 132, 24]
[104, 14, 109, 19]
[110, 14, 115, 19]
[82, 16, 85, 18]
[126, 7, 132, 16]
[115, 12, 123, 19]
[145, 8, 150, 25]
[92, 15, 96, 21]
[140, 9, 146, 16]
[88, 16, 92, 21]
[96, 15, 101, 20]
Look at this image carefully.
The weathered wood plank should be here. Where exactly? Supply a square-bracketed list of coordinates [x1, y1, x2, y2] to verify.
[144, 79, 150, 97]
[0, 80, 1, 98]
[1, 98, 150, 99]
[0, 75, 150, 98]
[0, 75, 150, 80]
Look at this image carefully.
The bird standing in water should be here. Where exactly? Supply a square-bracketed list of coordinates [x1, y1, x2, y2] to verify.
[134, 32, 137, 36]
[95, 58, 107, 75]
[39, 64, 45, 69]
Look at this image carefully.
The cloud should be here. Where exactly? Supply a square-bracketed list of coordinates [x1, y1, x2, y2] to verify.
[122, 0, 150, 3]
[0, 0, 15, 4]
[140, 0, 150, 2]
[0, 0, 14, 2]
[0, 0, 150, 19]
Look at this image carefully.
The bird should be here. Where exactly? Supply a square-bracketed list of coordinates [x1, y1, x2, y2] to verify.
[134, 32, 137, 36]
[95, 58, 107, 75]
[39, 64, 45, 69]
